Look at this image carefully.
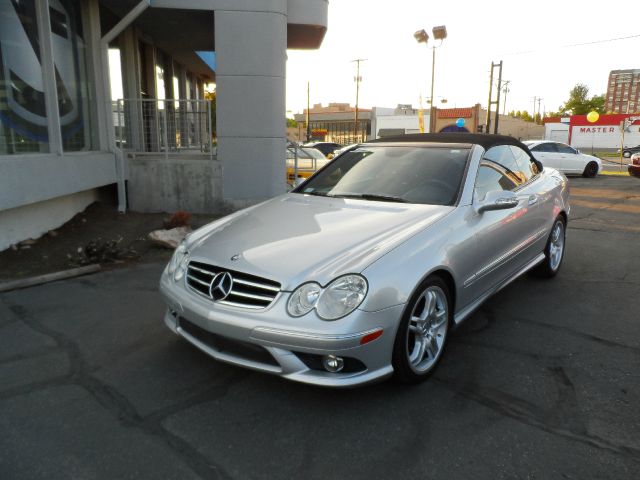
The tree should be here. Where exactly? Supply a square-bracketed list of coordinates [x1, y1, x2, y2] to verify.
[557, 83, 605, 116]
[286, 118, 298, 128]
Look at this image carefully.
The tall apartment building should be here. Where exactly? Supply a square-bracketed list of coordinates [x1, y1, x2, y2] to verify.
[605, 69, 640, 113]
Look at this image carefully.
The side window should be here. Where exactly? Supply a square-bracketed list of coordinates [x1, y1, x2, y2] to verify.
[474, 163, 518, 201]
[510, 146, 539, 181]
[532, 143, 556, 153]
[483, 145, 526, 186]
[556, 143, 576, 154]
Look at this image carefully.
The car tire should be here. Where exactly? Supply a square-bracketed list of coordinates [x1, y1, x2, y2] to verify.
[623, 151, 631, 158]
[582, 161, 598, 178]
[392, 275, 452, 384]
[532, 216, 566, 278]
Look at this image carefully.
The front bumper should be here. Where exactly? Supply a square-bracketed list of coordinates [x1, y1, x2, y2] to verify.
[160, 272, 404, 387]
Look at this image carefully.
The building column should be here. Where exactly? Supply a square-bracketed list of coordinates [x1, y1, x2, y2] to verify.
[215, 9, 286, 204]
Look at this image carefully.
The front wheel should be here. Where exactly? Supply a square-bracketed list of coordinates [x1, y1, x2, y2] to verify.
[582, 161, 598, 178]
[392, 275, 452, 383]
[623, 151, 631, 158]
[533, 217, 566, 278]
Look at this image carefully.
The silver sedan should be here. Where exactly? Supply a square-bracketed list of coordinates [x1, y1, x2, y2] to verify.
[160, 133, 570, 387]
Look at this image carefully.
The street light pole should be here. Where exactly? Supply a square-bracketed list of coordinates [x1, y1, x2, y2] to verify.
[414, 26, 446, 133]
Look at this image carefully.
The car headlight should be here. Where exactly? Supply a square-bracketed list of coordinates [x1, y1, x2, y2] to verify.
[167, 241, 189, 282]
[287, 282, 322, 317]
[317, 275, 368, 320]
[287, 275, 368, 320]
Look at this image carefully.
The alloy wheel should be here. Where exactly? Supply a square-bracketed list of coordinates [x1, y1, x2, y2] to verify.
[406, 286, 449, 373]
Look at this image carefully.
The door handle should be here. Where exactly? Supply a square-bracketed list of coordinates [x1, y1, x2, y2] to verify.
[528, 194, 538, 205]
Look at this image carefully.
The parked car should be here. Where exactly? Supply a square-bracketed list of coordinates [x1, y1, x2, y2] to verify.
[286, 144, 330, 185]
[303, 141, 343, 157]
[619, 145, 640, 158]
[524, 140, 601, 177]
[629, 153, 640, 177]
[160, 133, 570, 387]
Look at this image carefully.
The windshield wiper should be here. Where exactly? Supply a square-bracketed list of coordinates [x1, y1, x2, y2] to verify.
[302, 190, 328, 196]
[328, 193, 409, 203]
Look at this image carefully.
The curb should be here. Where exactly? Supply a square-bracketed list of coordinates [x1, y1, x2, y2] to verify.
[0, 264, 102, 293]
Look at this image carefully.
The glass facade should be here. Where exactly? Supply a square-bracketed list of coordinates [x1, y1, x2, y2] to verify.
[50, 0, 93, 151]
[0, 0, 93, 155]
[0, 0, 49, 154]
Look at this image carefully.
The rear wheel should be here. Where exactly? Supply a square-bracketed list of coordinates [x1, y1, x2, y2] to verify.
[623, 151, 631, 158]
[533, 216, 566, 278]
[392, 275, 452, 383]
[582, 161, 598, 178]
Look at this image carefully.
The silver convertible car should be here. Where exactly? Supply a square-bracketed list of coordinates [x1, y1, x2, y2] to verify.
[160, 134, 570, 387]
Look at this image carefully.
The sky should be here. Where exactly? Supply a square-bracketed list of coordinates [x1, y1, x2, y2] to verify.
[285, 0, 640, 117]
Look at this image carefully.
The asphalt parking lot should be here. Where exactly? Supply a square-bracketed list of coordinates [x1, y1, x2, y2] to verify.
[1, 175, 639, 480]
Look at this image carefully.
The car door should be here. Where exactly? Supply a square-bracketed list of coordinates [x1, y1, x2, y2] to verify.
[530, 142, 564, 172]
[555, 143, 583, 173]
[465, 145, 541, 297]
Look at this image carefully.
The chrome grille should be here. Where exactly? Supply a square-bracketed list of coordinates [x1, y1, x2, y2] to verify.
[186, 261, 281, 309]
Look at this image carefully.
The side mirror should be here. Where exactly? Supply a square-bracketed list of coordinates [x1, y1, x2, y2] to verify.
[475, 190, 519, 214]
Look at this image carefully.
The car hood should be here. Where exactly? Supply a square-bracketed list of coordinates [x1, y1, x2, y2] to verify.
[186, 194, 452, 290]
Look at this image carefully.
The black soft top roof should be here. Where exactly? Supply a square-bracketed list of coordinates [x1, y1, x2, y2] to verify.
[369, 133, 531, 152]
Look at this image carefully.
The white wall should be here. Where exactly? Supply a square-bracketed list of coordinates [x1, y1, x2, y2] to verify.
[544, 123, 569, 143]
[570, 125, 640, 149]
[0, 189, 99, 251]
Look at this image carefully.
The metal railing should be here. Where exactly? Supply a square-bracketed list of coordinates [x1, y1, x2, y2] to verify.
[113, 98, 214, 159]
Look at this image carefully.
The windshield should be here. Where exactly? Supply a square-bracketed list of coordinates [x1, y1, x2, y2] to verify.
[293, 145, 470, 205]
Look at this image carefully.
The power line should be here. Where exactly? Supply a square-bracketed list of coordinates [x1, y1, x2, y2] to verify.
[500, 33, 640, 57]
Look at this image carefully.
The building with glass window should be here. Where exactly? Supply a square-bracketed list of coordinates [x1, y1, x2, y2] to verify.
[0, 0, 328, 251]
[605, 69, 640, 114]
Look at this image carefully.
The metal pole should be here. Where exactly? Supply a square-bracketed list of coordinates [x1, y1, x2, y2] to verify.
[494, 61, 502, 134]
[355, 60, 360, 142]
[486, 64, 494, 134]
[162, 103, 169, 160]
[620, 121, 625, 173]
[207, 100, 213, 160]
[306, 81, 311, 142]
[430, 46, 436, 132]
[293, 144, 299, 186]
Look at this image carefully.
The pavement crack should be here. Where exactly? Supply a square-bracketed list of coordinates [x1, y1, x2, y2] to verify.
[507, 313, 640, 355]
[1, 297, 233, 480]
[434, 377, 640, 460]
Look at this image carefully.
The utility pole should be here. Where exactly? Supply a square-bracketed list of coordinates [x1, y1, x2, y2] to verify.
[537, 97, 543, 123]
[486, 61, 503, 134]
[352, 58, 366, 142]
[501, 80, 511, 115]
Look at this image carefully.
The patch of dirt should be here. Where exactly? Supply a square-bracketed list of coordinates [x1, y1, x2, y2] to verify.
[0, 202, 220, 282]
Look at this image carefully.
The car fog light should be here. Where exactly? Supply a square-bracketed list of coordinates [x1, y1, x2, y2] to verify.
[322, 355, 344, 373]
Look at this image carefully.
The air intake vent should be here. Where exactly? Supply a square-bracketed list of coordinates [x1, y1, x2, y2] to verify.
[186, 261, 281, 309]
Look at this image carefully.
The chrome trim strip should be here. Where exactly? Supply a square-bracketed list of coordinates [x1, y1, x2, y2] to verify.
[188, 265, 216, 276]
[464, 227, 547, 288]
[229, 290, 274, 302]
[186, 275, 210, 288]
[455, 252, 545, 325]
[234, 278, 280, 292]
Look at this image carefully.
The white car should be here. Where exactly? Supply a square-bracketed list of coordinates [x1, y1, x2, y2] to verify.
[524, 141, 601, 178]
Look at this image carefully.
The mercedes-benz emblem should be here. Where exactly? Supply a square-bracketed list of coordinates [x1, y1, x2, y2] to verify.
[209, 272, 234, 301]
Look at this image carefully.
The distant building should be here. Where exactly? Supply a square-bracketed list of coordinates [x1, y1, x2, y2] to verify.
[294, 103, 371, 145]
[605, 69, 640, 113]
